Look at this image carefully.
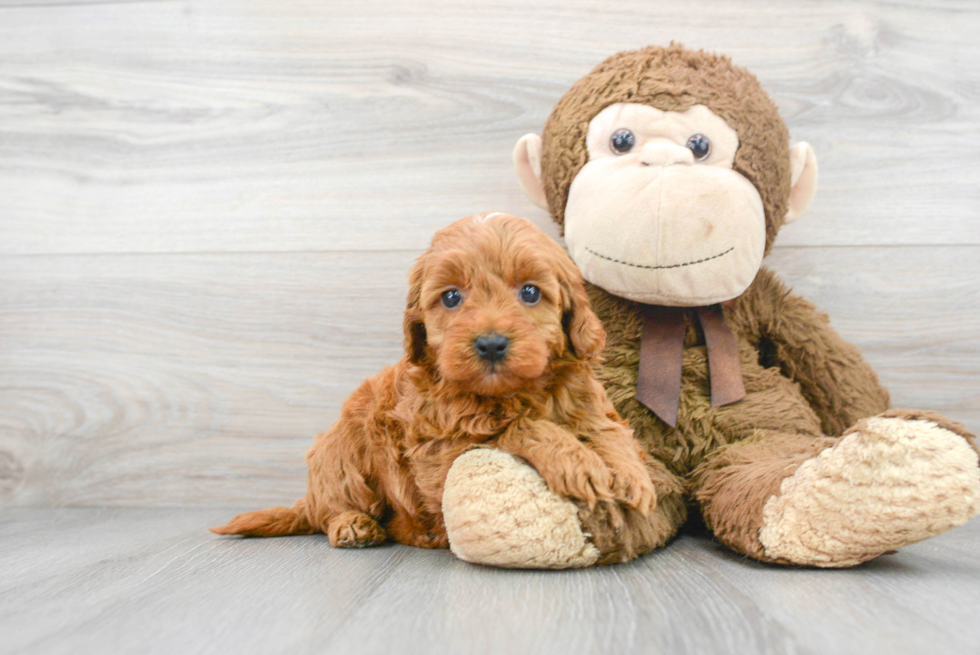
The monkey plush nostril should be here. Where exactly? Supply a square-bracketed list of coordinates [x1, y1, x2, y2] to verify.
[474, 334, 510, 363]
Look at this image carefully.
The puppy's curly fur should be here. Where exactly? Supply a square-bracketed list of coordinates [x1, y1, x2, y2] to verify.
[212, 213, 655, 549]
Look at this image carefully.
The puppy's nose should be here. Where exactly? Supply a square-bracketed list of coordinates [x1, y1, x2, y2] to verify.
[474, 333, 510, 363]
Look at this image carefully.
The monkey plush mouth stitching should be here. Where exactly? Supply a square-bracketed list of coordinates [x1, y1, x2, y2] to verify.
[584, 246, 734, 270]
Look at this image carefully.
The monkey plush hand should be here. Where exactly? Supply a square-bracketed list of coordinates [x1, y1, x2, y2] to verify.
[441, 44, 980, 568]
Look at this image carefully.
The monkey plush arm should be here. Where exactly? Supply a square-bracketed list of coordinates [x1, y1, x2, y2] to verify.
[731, 268, 890, 436]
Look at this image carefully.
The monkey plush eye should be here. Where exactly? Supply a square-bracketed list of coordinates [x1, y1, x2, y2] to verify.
[519, 284, 541, 305]
[441, 289, 462, 309]
[685, 134, 711, 160]
[610, 129, 636, 154]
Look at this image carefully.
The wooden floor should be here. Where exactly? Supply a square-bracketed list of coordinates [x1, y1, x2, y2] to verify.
[1, 508, 978, 655]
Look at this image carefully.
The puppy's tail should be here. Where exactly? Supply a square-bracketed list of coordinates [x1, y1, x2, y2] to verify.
[210, 499, 315, 537]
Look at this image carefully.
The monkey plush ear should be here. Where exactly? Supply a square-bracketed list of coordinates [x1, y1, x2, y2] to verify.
[513, 134, 549, 210]
[785, 142, 818, 224]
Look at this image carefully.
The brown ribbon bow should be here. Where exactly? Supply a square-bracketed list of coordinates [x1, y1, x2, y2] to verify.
[635, 304, 746, 428]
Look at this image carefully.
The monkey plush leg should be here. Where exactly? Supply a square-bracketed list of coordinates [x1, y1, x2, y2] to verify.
[694, 412, 980, 567]
[442, 449, 685, 568]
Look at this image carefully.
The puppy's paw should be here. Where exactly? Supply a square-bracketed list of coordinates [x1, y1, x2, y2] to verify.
[327, 510, 386, 548]
[609, 462, 657, 516]
[537, 446, 614, 508]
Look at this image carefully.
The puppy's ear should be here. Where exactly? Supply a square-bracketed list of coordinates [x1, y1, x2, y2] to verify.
[559, 261, 606, 361]
[403, 256, 429, 364]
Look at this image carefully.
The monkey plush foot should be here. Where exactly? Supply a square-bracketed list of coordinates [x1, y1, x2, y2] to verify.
[759, 415, 980, 567]
[442, 449, 600, 569]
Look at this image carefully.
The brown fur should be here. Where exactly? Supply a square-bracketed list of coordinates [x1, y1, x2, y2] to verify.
[580, 454, 687, 565]
[587, 261, 898, 561]
[535, 44, 976, 565]
[212, 214, 660, 552]
[691, 431, 837, 561]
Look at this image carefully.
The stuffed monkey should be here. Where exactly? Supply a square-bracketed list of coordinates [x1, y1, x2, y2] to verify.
[441, 44, 980, 568]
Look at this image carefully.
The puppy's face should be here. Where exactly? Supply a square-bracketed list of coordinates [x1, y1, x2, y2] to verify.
[404, 213, 605, 396]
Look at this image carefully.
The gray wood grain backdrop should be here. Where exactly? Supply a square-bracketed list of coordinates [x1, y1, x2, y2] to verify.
[1, 0, 978, 508]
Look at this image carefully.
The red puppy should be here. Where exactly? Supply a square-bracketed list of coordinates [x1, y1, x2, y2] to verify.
[212, 213, 655, 548]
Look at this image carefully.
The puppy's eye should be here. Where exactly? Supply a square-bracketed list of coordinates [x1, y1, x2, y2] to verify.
[519, 284, 541, 305]
[441, 289, 462, 309]
[610, 128, 636, 154]
[685, 133, 711, 160]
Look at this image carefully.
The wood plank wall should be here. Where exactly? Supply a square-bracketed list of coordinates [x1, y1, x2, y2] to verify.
[1, 0, 977, 507]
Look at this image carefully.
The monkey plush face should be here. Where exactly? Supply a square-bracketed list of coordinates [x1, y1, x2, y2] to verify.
[564, 102, 763, 305]
[514, 45, 818, 307]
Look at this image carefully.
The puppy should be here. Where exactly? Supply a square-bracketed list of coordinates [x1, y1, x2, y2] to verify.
[212, 212, 655, 549]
